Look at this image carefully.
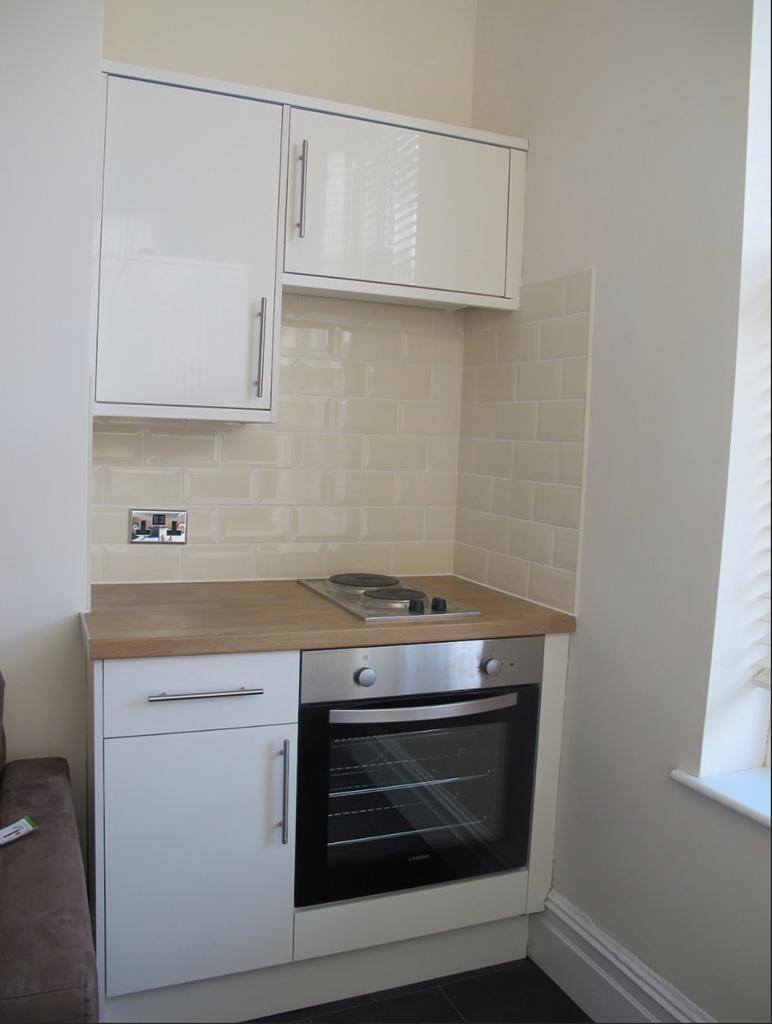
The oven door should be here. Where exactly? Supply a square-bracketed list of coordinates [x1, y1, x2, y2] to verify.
[295, 684, 539, 907]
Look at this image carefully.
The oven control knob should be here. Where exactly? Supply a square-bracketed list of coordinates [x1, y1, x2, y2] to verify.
[481, 657, 502, 677]
[354, 667, 377, 687]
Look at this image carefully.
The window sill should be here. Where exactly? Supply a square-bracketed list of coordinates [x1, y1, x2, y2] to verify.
[671, 767, 770, 827]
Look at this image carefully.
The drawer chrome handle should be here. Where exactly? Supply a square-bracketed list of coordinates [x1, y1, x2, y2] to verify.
[297, 139, 309, 237]
[146, 687, 264, 703]
[280, 739, 290, 846]
[329, 692, 517, 725]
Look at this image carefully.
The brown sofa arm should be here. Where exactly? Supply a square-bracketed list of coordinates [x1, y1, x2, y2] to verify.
[0, 758, 97, 1023]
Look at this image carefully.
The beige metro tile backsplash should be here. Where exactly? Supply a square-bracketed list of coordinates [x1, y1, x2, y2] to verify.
[454, 269, 592, 612]
[92, 294, 464, 585]
[91, 273, 591, 614]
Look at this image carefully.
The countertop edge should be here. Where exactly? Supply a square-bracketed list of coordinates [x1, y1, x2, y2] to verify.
[84, 623, 576, 660]
[82, 578, 576, 660]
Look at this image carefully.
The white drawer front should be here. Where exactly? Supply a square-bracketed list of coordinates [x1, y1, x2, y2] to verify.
[103, 651, 300, 737]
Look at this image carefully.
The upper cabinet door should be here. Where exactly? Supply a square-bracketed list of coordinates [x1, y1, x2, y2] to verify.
[284, 110, 513, 300]
[96, 77, 284, 415]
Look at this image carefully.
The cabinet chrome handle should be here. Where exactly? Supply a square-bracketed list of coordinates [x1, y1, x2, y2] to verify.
[329, 692, 517, 725]
[146, 687, 264, 703]
[253, 297, 267, 398]
[281, 739, 290, 845]
[297, 139, 309, 238]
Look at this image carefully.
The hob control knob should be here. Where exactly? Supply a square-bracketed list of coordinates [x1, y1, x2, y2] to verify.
[408, 599, 425, 614]
[354, 667, 377, 687]
[481, 657, 503, 677]
[431, 597, 447, 612]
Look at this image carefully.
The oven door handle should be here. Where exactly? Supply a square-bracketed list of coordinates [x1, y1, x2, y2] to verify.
[328, 692, 517, 725]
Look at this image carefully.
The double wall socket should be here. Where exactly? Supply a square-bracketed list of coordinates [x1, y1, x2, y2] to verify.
[129, 509, 187, 544]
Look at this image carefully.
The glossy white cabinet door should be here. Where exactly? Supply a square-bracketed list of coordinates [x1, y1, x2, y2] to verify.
[285, 110, 511, 297]
[96, 77, 283, 412]
[103, 724, 296, 996]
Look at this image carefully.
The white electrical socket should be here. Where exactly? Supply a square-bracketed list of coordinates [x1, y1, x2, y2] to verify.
[129, 509, 187, 544]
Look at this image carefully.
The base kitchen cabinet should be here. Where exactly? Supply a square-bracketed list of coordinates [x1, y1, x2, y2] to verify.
[82, 580, 574, 1023]
[89, 651, 299, 1001]
[104, 724, 296, 996]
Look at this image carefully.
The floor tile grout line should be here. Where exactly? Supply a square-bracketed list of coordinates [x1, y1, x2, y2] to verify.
[439, 983, 469, 1023]
[366, 958, 520, 1005]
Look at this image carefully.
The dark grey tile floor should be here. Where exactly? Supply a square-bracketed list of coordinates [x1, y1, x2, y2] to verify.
[253, 958, 591, 1023]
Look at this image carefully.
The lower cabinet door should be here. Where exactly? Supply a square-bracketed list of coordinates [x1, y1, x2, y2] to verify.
[103, 724, 297, 996]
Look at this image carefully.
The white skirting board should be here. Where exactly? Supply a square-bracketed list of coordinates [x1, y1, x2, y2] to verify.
[528, 892, 714, 1024]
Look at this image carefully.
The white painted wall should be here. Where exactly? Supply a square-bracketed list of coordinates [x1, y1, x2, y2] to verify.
[471, 2, 770, 1021]
[0, 1, 102, 826]
[102, 0, 478, 125]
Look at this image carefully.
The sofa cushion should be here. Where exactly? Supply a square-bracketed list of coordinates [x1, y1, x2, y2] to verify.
[0, 757, 97, 1023]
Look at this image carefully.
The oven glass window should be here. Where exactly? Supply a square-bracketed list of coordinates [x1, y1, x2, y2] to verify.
[327, 721, 508, 862]
[295, 684, 539, 907]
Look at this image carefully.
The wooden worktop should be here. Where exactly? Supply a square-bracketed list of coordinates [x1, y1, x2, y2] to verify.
[81, 576, 576, 660]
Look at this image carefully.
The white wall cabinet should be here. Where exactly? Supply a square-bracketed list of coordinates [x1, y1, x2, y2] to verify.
[284, 109, 525, 308]
[92, 62, 527, 421]
[94, 75, 287, 422]
[90, 651, 300, 1000]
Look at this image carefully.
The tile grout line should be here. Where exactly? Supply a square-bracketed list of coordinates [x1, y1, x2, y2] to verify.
[437, 983, 470, 1023]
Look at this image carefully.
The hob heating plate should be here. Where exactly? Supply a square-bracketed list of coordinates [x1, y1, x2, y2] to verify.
[299, 573, 481, 623]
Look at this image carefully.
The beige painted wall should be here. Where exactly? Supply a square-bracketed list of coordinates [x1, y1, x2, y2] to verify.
[472, 2, 769, 1021]
[103, 0, 478, 125]
[0, 1, 102, 830]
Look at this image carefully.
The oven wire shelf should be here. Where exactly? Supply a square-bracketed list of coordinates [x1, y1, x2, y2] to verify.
[327, 817, 491, 848]
[329, 770, 493, 799]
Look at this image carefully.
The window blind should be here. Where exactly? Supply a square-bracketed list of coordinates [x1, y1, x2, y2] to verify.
[751, 336, 770, 692]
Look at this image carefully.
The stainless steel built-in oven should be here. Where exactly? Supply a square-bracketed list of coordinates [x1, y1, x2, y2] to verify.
[295, 637, 543, 908]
